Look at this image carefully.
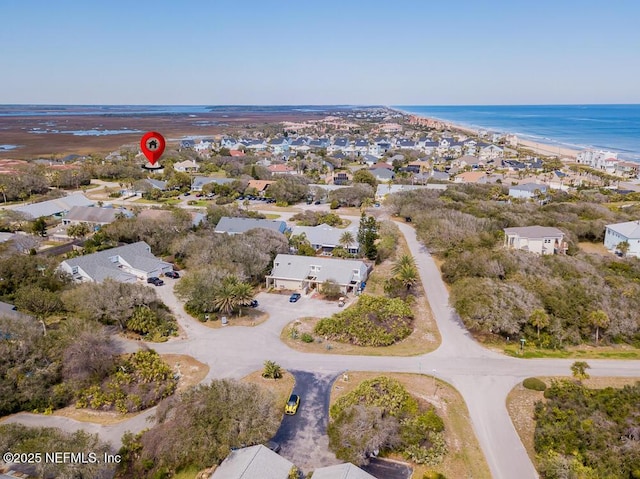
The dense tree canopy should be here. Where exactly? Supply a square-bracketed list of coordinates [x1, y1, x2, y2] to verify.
[118, 380, 281, 478]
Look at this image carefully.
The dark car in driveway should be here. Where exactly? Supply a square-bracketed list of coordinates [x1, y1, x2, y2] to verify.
[165, 271, 180, 279]
[147, 277, 164, 286]
[289, 293, 301, 303]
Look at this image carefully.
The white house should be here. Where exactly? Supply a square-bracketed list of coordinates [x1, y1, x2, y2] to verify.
[604, 220, 640, 257]
[503, 226, 566, 255]
[508, 183, 548, 200]
[266, 254, 369, 294]
[479, 144, 504, 160]
[59, 241, 172, 283]
[174, 160, 200, 173]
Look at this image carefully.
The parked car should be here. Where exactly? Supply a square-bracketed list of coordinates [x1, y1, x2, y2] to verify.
[147, 277, 164, 286]
[264, 441, 281, 453]
[289, 293, 301, 303]
[284, 394, 300, 415]
[248, 299, 259, 308]
[165, 271, 180, 279]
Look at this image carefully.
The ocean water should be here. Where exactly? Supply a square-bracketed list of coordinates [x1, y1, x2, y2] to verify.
[396, 105, 640, 161]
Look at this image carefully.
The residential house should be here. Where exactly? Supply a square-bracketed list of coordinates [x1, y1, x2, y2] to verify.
[615, 161, 640, 178]
[266, 254, 369, 294]
[369, 167, 395, 183]
[219, 137, 238, 149]
[454, 171, 487, 184]
[362, 154, 379, 166]
[420, 139, 439, 154]
[247, 179, 275, 195]
[308, 138, 330, 150]
[353, 139, 369, 156]
[576, 149, 619, 170]
[604, 220, 640, 257]
[456, 155, 481, 169]
[133, 178, 168, 194]
[138, 209, 206, 228]
[327, 137, 349, 154]
[194, 138, 214, 154]
[502, 159, 527, 171]
[11, 193, 95, 219]
[229, 150, 246, 157]
[191, 177, 235, 192]
[290, 223, 360, 254]
[59, 241, 173, 283]
[174, 160, 199, 173]
[397, 139, 416, 150]
[328, 170, 352, 185]
[479, 144, 504, 160]
[508, 183, 548, 200]
[368, 138, 391, 156]
[312, 464, 376, 479]
[209, 445, 294, 479]
[269, 138, 290, 154]
[62, 206, 130, 228]
[503, 226, 566, 255]
[180, 139, 195, 150]
[242, 139, 267, 152]
[214, 217, 287, 235]
[289, 137, 309, 152]
[268, 164, 296, 175]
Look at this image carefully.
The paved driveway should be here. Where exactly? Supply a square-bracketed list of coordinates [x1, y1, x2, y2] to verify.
[271, 371, 341, 473]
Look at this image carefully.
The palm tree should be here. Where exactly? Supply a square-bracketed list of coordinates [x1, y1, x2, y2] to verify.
[234, 282, 255, 317]
[392, 254, 417, 276]
[339, 231, 355, 252]
[529, 309, 550, 339]
[212, 278, 239, 316]
[588, 310, 610, 344]
[395, 263, 418, 291]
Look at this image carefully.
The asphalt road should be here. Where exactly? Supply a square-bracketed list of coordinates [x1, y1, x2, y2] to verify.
[362, 458, 413, 479]
[3, 209, 640, 479]
[271, 371, 341, 473]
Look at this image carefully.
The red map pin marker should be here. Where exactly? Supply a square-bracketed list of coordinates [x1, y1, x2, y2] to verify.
[140, 131, 166, 165]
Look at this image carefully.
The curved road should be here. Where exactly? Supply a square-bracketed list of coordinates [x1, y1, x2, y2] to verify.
[3, 213, 640, 479]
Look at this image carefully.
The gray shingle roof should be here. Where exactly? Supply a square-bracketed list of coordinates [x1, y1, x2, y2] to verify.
[215, 217, 287, 235]
[312, 463, 376, 479]
[12, 193, 94, 218]
[268, 254, 368, 286]
[509, 183, 547, 193]
[290, 224, 359, 249]
[503, 226, 564, 238]
[605, 220, 640, 239]
[192, 176, 234, 190]
[210, 445, 293, 479]
[64, 206, 120, 224]
[60, 241, 170, 283]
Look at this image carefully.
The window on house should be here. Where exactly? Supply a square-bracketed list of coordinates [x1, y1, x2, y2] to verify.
[71, 266, 78, 274]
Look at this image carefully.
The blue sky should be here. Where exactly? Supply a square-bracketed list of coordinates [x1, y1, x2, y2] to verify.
[1, 0, 639, 105]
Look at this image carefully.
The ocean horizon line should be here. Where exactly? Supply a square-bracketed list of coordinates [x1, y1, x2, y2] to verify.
[1, 102, 640, 107]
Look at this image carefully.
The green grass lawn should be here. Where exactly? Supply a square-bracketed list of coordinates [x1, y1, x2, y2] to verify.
[502, 343, 640, 359]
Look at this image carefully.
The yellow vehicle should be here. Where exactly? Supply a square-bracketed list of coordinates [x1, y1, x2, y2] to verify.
[284, 394, 300, 415]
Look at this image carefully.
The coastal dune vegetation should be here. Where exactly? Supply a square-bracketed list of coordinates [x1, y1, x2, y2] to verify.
[387, 184, 640, 348]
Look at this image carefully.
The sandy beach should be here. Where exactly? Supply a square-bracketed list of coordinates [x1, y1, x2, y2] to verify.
[434, 118, 580, 159]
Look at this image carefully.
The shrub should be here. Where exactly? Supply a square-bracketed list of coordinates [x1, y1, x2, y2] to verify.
[315, 295, 413, 347]
[262, 360, 283, 380]
[523, 377, 547, 391]
[301, 333, 314, 343]
[423, 472, 448, 479]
